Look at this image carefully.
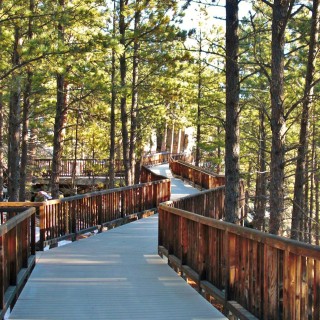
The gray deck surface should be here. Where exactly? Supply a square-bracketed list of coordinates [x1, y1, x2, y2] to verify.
[150, 164, 202, 200]
[10, 164, 225, 320]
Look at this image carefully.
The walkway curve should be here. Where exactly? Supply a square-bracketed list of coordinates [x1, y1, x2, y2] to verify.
[149, 164, 202, 200]
[9, 164, 226, 320]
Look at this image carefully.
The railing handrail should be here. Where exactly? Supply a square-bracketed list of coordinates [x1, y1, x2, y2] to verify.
[32, 153, 187, 177]
[158, 203, 320, 319]
[170, 158, 225, 178]
[0, 165, 171, 251]
[43, 178, 169, 205]
[0, 207, 36, 318]
[159, 203, 320, 259]
[0, 207, 35, 236]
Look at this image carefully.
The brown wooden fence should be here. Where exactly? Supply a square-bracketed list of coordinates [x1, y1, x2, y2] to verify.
[0, 207, 36, 319]
[33, 153, 188, 178]
[33, 159, 124, 177]
[158, 205, 320, 320]
[0, 165, 169, 317]
[0, 166, 170, 251]
[169, 159, 225, 189]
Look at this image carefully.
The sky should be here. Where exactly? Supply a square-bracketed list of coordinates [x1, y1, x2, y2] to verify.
[181, 0, 252, 31]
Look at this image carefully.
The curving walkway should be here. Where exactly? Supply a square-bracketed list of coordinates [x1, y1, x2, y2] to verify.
[150, 164, 201, 200]
[9, 165, 225, 320]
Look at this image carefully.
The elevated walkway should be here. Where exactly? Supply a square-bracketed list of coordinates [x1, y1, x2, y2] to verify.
[150, 164, 201, 200]
[9, 165, 225, 319]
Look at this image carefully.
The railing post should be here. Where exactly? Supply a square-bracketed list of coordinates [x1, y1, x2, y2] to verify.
[198, 223, 207, 292]
[97, 194, 103, 232]
[0, 235, 4, 310]
[9, 228, 17, 287]
[224, 230, 235, 312]
[31, 209, 36, 255]
[38, 204, 45, 251]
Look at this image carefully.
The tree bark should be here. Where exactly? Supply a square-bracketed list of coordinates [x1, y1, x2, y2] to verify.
[51, 74, 68, 198]
[0, 93, 4, 201]
[0, 1, 3, 201]
[195, 30, 202, 167]
[291, 0, 319, 240]
[119, 0, 131, 186]
[253, 108, 267, 230]
[19, 71, 32, 201]
[316, 152, 319, 245]
[108, 0, 117, 189]
[20, 0, 34, 201]
[129, 1, 141, 183]
[269, 0, 293, 235]
[309, 127, 316, 243]
[224, 0, 240, 223]
[8, 26, 21, 202]
[50, 0, 68, 199]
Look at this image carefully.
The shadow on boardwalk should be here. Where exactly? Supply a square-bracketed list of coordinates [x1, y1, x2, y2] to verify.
[9, 165, 225, 320]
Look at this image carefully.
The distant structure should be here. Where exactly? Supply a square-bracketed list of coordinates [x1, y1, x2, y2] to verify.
[145, 126, 195, 157]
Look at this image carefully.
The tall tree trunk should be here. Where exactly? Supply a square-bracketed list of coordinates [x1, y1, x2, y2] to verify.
[51, 75, 68, 198]
[161, 120, 168, 152]
[291, 0, 319, 239]
[195, 30, 202, 167]
[216, 126, 222, 174]
[108, 0, 117, 189]
[269, 0, 293, 235]
[28, 127, 37, 179]
[71, 107, 80, 194]
[224, 0, 240, 223]
[253, 108, 267, 230]
[309, 127, 316, 243]
[315, 151, 319, 245]
[119, 0, 131, 186]
[51, 0, 68, 198]
[303, 156, 309, 242]
[129, 2, 141, 183]
[20, 71, 32, 201]
[0, 93, 3, 201]
[0, 1, 3, 200]
[20, 0, 34, 201]
[8, 26, 21, 202]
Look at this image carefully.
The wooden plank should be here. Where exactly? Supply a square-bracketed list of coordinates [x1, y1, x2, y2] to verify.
[283, 250, 290, 320]
[314, 260, 320, 320]
[10, 215, 225, 320]
[158, 204, 320, 260]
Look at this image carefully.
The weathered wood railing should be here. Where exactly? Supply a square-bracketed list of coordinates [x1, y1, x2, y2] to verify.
[158, 205, 320, 320]
[169, 158, 225, 189]
[33, 158, 124, 177]
[0, 207, 36, 319]
[169, 158, 246, 223]
[0, 165, 169, 317]
[33, 152, 188, 177]
[0, 166, 170, 250]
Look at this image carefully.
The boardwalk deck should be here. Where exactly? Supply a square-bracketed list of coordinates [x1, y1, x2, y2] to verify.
[149, 164, 202, 200]
[9, 165, 225, 320]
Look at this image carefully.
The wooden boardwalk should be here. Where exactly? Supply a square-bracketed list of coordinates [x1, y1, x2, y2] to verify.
[9, 165, 225, 319]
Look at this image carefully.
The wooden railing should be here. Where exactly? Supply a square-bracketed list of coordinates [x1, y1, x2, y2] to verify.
[33, 159, 124, 177]
[169, 158, 246, 223]
[33, 152, 188, 178]
[142, 152, 188, 166]
[169, 159, 225, 189]
[0, 166, 170, 250]
[158, 204, 320, 320]
[0, 207, 36, 319]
